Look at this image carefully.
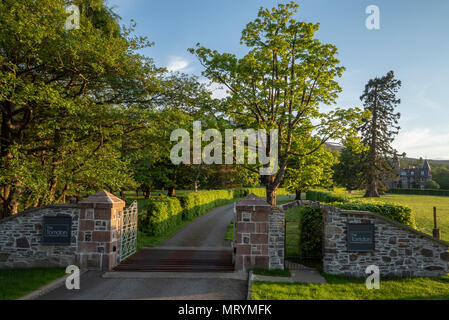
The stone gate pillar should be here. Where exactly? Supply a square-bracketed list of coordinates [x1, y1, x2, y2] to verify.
[76, 191, 125, 270]
[234, 193, 285, 272]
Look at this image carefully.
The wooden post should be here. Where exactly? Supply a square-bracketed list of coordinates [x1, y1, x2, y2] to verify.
[433, 207, 440, 240]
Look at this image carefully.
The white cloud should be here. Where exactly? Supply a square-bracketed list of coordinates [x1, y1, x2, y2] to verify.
[166, 56, 190, 72]
[393, 128, 449, 160]
[199, 79, 230, 99]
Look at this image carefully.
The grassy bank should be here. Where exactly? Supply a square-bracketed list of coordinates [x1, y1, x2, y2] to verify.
[252, 274, 449, 300]
[0, 267, 66, 300]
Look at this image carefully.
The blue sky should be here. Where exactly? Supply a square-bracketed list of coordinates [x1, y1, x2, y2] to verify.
[107, 0, 449, 159]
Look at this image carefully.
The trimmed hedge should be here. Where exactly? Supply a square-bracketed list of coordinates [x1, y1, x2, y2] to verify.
[179, 189, 234, 220]
[334, 201, 416, 229]
[298, 206, 324, 260]
[139, 197, 183, 236]
[139, 187, 291, 236]
[387, 188, 449, 197]
[305, 190, 349, 203]
[306, 189, 416, 229]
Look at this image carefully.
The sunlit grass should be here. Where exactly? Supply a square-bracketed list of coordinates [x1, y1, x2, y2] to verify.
[252, 274, 449, 300]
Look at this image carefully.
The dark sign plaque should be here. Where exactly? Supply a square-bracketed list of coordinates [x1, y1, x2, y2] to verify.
[347, 224, 375, 252]
[42, 216, 72, 245]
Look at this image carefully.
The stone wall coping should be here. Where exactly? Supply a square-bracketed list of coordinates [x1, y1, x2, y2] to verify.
[0, 204, 79, 225]
[79, 190, 125, 205]
[338, 209, 449, 248]
[236, 193, 271, 207]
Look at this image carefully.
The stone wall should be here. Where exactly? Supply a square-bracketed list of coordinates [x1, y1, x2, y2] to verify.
[279, 199, 449, 277]
[322, 204, 449, 277]
[234, 194, 285, 271]
[0, 205, 79, 269]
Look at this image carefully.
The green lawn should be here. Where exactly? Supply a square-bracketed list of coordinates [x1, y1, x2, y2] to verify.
[331, 189, 449, 242]
[0, 267, 66, 300]
[252, 274, 449, 300]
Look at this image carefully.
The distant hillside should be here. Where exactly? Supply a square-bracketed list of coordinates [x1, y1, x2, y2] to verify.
[401, 158, 449, 168]
[324, 143, 449, 167]
[324, 142, 344, 152]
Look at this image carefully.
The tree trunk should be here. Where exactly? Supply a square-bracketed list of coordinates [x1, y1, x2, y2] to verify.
[168, 186, 176, 197]
[136, 190, 139, 197]
[364, 181, 380, 197]
[266, 186, 277, 206]
[295, 189, 302, 200]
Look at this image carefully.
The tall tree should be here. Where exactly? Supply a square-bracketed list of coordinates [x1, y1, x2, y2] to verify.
[0, 0, 167, 217]
[190, 2, 363, 205]
[359, 71, 402, 197]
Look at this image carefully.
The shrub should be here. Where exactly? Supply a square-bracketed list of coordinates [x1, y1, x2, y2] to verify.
[179, 189, 234, 220]
[334, 201, 416, 229]
[305, 190, 349, 203]
[140, 197, 183, 236]
[424, 180, 440, 190]
[298, 206, 324, 260]
[387, 188, 449, 197]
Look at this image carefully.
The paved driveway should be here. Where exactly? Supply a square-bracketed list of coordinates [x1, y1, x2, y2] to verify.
[38, 203, 247, 300]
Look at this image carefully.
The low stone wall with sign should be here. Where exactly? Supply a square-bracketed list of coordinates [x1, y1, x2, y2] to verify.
[0, 205, 79, 269]
[311, 201, 449, 277]
[281, 200, 449, 277]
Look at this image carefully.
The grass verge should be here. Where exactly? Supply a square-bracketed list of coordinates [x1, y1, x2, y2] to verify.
[252, 267, 291, 277]
[0, 267, 66, 300]
[252, 273, 449, 300]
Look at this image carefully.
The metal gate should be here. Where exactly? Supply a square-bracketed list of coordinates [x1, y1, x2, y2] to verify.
[119, 200, 138, 262]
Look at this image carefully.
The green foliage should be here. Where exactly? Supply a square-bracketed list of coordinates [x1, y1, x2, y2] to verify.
[190, 2, 365, 205]
[424, 180, 440, 190]
[305, 189, 416, 228]
[284, 144, 337, 196]
[139, 196, 183, 236]
[297, 206, 324, 259]
[179, 189, 234, 220]
[358, 71, 402, 197]
[387, 188, 449, 197]
[433, 166, 449, 190]
[332, 143, 366, 191]
[305, 190, 349, 203]
[334, 201, 416, 229]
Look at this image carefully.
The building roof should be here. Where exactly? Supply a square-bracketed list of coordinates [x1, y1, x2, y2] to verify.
[423, 159, 431, 173]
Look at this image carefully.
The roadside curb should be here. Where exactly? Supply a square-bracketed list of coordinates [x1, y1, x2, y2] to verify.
[18, 269, 88, 300]
[247, 271, 254, 300]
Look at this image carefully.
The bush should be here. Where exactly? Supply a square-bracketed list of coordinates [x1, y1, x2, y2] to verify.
[179, 189, 234, 220]
[387, 188, 449, 197]
[334, 201, 416, 229]
[139, 197, 183, 236]
[424, 180, 440, 190]
[306, 189, 416, 228]
[298, 206, 324, 260]
[305, 190, 349, 203]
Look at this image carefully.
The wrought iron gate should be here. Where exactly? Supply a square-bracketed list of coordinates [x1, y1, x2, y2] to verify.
[119, 200, 138, 262]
